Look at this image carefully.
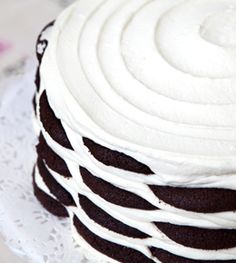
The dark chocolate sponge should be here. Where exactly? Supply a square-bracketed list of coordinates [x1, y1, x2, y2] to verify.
[39, 90, 73, 150]
[73, 215, 154, 263]
[37, 133, 72, 178]
[37, 158, 75, 207]
[155, 222, 236, 250]
[80, 166, 156, 210]
[33, 170, 68, 217]
[32, 94, 37, 116]
[34, 21, 53, 109]
[83, 137, 154, 175]
[79, 194, 149, 239]
[35, 66, 40, 92]
[150, 247, 236, 263]
[150, 185, 236, 213]
[36, 21, 55, 63]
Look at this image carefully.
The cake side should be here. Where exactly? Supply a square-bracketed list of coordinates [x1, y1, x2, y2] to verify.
[33, 1, 236, 262]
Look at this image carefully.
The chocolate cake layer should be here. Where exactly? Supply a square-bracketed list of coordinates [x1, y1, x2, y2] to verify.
[150, 247, 236, 263]
[33, 94, 37, 115]
[35, 66, 40, 92]
[80, 166, 156, 210]
[36, 21, 55, 63]
[36, 40, 48, 63]
[150, 185, 236, 213]
[155, 222, 236, 250]
[37, 158, 75, 207]
[37, 133, 72, 178]
[39, 90, 73, 150]
[34, 21, 54, 109]
[79, 194, 149, 239]
[73, 215, 154, 263]
[33, 170, 68, 217]
[83, 137, 154, 175]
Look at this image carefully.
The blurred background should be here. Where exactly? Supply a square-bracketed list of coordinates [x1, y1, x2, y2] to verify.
[0, 0, 73, 80]
[0, 0, 73, 262]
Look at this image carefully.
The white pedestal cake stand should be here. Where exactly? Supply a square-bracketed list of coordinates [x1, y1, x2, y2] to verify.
[0, 68, 91, 263]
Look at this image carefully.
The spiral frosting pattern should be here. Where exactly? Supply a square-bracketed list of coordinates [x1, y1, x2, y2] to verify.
[40, 0, 236, 176]
[33, 0, 236, 262]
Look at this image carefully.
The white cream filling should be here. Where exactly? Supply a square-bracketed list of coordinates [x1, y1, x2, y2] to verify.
[35, 162, 236, 260]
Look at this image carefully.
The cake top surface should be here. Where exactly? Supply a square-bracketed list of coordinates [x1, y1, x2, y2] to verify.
[40, 0, 236, 175]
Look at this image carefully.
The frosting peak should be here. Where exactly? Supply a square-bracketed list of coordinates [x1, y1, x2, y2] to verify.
[201, 9, 236, 47]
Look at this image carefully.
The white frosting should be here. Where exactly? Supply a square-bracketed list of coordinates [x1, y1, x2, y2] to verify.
[200, 9, 236, 47]
[71, 223, 120, 263]
[35, 0, 236, 261]
[37, 121, 236, 231]
[40, 0, 236, 178]
[34, 162, 236, 260]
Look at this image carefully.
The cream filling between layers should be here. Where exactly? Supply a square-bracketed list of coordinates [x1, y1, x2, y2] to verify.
[35, 167, 122, 263]
[37, 121, 236, 230]
[34, 163, 236, 260]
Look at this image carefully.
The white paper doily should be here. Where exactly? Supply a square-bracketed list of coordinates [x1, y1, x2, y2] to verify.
[0, 66, 91, 263]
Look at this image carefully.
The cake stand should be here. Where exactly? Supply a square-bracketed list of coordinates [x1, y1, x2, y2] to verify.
[0, 65, 90, 263]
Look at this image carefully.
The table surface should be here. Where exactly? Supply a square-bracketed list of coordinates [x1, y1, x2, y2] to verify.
[0, 0, 73, 262]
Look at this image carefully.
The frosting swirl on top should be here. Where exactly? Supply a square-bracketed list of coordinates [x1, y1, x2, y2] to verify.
[41, 0, 236, 178]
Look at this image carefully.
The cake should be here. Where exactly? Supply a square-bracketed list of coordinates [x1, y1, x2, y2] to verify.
[33, 0, 236, 262]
